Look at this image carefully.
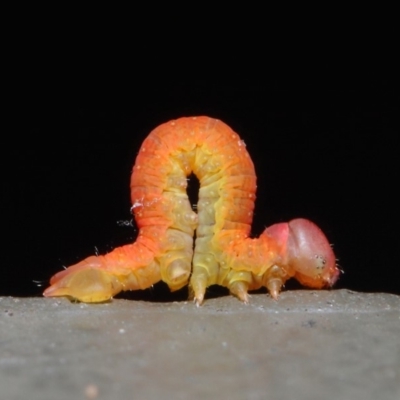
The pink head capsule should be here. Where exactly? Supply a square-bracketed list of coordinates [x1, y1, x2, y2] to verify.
[287, 218, 340, 288]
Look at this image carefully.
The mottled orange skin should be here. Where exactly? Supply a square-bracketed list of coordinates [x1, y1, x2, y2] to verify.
[44, 116, 339, 304]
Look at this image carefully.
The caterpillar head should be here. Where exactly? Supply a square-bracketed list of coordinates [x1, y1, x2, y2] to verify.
[287, 218, 340, 288]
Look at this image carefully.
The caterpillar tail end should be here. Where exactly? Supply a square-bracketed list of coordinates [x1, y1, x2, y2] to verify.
[43, 256, 123, 303]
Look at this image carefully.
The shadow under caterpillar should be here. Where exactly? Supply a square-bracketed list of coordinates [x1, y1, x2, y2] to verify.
[44, 116, 339, 305]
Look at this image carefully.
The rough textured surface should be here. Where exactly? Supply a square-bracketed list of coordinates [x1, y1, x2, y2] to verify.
[1, 290, 399, 400]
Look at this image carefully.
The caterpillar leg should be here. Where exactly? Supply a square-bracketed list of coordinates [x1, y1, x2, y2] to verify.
[259, 264, 288, 300]
[189, 260, 217, 306]
[189, 258, 252, 305]
[189, 267, 208, 306]
[226, 271, 252, 304]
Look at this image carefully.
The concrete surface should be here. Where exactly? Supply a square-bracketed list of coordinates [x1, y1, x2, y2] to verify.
[0, 290, 399, 400]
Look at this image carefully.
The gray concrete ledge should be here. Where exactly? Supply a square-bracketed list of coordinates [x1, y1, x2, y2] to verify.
[1, 290, 399, 400]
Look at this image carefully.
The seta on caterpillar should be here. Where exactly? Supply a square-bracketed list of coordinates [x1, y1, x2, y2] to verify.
[44, 116, 339, 305]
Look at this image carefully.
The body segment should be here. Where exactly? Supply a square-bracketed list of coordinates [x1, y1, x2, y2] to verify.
[44, 116, 339, 304]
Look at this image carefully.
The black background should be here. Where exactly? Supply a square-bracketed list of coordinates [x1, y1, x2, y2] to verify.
[4, 25, 399, 300]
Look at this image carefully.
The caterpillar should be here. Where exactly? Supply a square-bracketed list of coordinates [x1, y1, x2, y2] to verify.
[44, 116, 339, 305]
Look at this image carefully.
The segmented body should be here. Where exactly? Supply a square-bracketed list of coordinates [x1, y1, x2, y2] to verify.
[44, 116, 339, 304]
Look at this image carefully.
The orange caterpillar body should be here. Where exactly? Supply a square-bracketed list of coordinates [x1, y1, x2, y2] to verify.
[44, 116, 339, 304]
